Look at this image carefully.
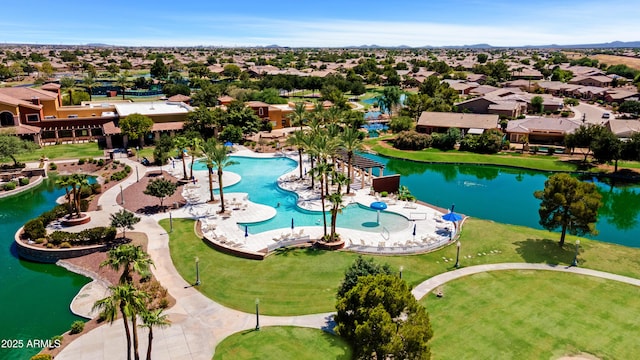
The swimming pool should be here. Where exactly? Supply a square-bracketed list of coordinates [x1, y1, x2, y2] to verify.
[194, 156, 411, 234]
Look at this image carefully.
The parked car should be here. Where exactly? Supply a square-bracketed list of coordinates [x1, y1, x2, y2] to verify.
[602, 112, 611, 119]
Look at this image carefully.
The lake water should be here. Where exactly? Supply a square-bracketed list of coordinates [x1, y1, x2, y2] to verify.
[362, 153, 640, 247]
[0, 180, 89, 360]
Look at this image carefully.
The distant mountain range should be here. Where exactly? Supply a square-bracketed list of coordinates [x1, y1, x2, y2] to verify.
[346, 41, 640, 49]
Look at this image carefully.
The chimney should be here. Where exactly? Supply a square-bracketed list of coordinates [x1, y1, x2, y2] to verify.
[31, 97, 40, 105]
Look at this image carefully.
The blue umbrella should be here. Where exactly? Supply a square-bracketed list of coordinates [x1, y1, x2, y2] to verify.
[370, 201, 387, 224]
[244, 225, 249, 238]
[224, 141, 233, 147]
[412, 223, 416, 236]
[442, 211, 463, 222]
[291, 218, 295, 231]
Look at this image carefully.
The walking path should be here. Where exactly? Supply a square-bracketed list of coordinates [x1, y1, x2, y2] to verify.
[56, 153, 640, 360]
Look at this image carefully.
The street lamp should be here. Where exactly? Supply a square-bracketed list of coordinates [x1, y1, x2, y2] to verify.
[195, 257, 201, 285]
[119, 184, 125, 205]
[255, 298, 260, 331]
[399, 266, 404, 279]
[135, 165, 139, 182]
[169, 210, 173, 233]
[572, 240, 581, 267]
[454, 241, 461, 268]
[136, 146, 139, 162]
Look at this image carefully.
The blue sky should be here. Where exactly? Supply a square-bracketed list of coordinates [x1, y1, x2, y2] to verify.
[0, 0, 636, 47]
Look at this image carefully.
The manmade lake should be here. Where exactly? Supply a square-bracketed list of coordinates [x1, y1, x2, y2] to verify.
[2, 154, 640, 358]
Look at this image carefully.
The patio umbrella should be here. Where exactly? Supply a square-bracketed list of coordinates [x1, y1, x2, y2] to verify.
[291, 218, 295, 234]
[370, 201, 387, 225]
[441, 211, 463, 222]
[224, 141, 233, 147]
[412, 223, 417, 240]
[244, 225, 249, 238]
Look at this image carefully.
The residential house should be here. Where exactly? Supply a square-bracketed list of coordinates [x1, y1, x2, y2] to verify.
[416, 112, 499, 136]
[569, 75, 613, 88]
[505, 117, 581, 145]
[604, 90, 639, 104]
[605, 119, 640, 139]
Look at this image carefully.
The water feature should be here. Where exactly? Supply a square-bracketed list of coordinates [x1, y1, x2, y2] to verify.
[0, 180, 89, 360]
[194, 157, 411, 234]
[361, 153, 640, 247]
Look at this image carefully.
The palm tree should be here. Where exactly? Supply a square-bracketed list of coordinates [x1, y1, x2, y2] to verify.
[140, 309, 171, 360]
[188, 136, 203, 180]
[340, 127, 363, 194]
[92, 284, 145, 360]
[201, 139, 217, 203]
[288, 102, 307, 130]
[100, 244, 155, 285]
[68, 173, 89, 217]
[327, 192, 343, 242]
[60, 76, 76, 105]
[173, 136, 190, 180]
[209, 141, 238, 213]
[310, 161, 331, 238]
[82, 75, 96, 101]
[55, 175, 73, 215]
[285, 130, 307, 179]
[116, 74, 130, 100]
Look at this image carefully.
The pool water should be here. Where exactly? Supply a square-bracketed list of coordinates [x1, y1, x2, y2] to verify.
[194, 156, 411, 234]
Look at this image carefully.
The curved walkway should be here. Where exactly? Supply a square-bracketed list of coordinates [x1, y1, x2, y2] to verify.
[411, 262, 640, 300]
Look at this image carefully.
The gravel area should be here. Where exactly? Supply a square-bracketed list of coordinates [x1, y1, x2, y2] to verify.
[117, 170, 187, 215]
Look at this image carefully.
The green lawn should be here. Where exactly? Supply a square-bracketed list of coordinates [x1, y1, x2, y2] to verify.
[213, 327, 352, 360]
[365, 139, 578, 172]
[12, 142, 105, 162]
[424, 270, 640, 359]
[161, 217, 640, 316]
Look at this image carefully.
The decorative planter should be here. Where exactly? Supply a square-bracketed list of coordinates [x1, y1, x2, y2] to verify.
[315, 239, 345, 250]
[61, 213, 91, 226]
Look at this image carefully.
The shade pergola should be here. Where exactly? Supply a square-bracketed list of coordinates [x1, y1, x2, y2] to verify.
[336, 149, 385, 180]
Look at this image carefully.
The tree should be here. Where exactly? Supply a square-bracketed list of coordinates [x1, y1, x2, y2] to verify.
[388, 116, 414, 133]
[534, 173, 602, 247]
[82, 75, 96, 101]
[288, 102, 308, 130]
[116, 74, 131, 100]
[477, 53, 488, 64]
[0, 135, 34, 166]
[67, 173, 89, 217]
[110, 209, 141, 240]
[150, 57, 168, 79]
[531, 96, 544, 114]
[184, 106, 220, 138]
[139, 308, 171, 360]
[120, 113, 154, 148]
[100, 244, 155, 284]
[338, 256, 393, 297]
[222, 64, 241, 79]
[335, 274, 433, 360]
[202, 139, 238, 213]
[564, 124, 607, 162]
[340, 126, 363, 194]
[60, 76, 76, 105]
[143, 178, 177, 211]
[592, 130, 623, 172]
[379, 86, 402, 116]
[173, 136, 190, 180]
[285, 130, 308, 179]
[153, 134, 173, 166]
[92, 284, 139, 360]
[187, 134, 203, 180]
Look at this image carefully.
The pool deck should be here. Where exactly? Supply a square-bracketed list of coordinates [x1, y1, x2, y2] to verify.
[163, 147, 460, 255]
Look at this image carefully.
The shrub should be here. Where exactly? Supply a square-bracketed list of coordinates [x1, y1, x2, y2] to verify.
[97, 159, 105, 166]
[561, 111, 570, 117]
[380, 191, 388, 197]
[91, 183, 102, 194]
[124, 165, 131, 173]
[24, 219, 46, 240]
[50, 335, 63, 347]
[69, 320, 85, 334]
[77, 158, 86, 165]
[19, 177, 30, 186]
[393, 131, 432, 150]
[80, 186, 93, 198]
[35, 238, 46, 244]
[59, 241, 72, 248]
[159, 298, 169, 309]
[3, 182, 16, 191]
[80, 199, 89, 212]
[46, 243, 54, 248]
[49, 162, 57, 170]
[112, 164, 118, 170]
[548, 147, 556, 155]
[30, 354, 52, 360]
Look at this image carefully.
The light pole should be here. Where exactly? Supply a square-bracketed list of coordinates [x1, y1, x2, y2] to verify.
[169, 210, 173, 233]
[119, 184, 124, 205]
[399, 266, 404, 279]
[136, 146, 139, 162]
[454, 241, 461, 268]
[572, 240, 580, 267]
[255, 298, 260, 331]
[135, 165, 139, 182]
[195, 257, 201, 285]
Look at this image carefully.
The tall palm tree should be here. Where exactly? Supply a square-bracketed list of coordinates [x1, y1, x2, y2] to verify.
[310, 161, 331, 238]
[82, 75, 96, 101]
[188, 136, 203, 180]
[201, 138, 218, 203]
[116, 74, 130, 100]
[140, 309, 171, 360]
[60, 76, 76, 105]
[288, 102, 307, 130]
[128, 289, 149, 360]
[210, 141, 238, 213]
[173, 136, 190, 180]
[92, 284, 142, 360]
[285, 130, 307, 179]
[68, 173, 89, 217]
[55, 175, 73, 215]
[100, 244, 155, 285]
[327, 192, 343, 242]
[340, 127, 364, 194]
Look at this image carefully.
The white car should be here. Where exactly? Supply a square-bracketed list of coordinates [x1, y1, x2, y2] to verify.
[602, 112, 611, 119]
